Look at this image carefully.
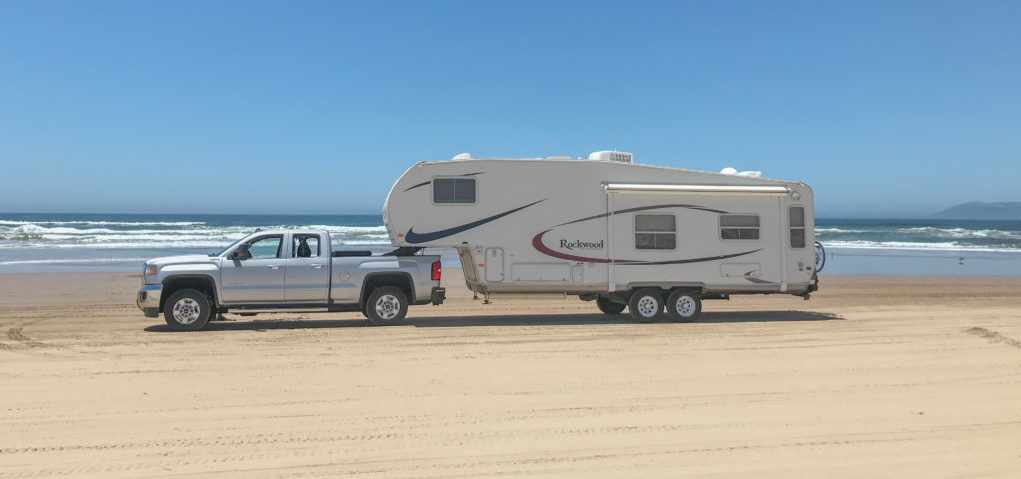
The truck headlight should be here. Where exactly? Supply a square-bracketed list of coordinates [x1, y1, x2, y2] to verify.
[145, 264, 158, 276]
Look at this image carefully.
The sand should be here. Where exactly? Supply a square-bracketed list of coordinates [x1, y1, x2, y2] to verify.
[1, 271, 1020, 478]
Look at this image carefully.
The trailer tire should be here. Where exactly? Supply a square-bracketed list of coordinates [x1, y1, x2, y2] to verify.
[596, 296, 626, 315]
[666, 289, 702, 322]
[163, 288, 211, 331]
[629, 288, 664, 323]
[365, 286, 408, 325]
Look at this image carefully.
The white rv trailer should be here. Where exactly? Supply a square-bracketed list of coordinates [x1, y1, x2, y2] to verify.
[383, 152, 821, 322]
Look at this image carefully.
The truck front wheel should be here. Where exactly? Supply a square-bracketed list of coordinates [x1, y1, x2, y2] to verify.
[163, 288, 211, 331]
[365, 286, 408, 325]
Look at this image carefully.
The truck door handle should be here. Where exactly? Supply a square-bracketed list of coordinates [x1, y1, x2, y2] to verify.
[268, 265, 281, 270]
[310, 264, 323, 269]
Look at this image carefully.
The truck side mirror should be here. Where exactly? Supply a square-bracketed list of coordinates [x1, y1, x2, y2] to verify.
[231, 244, 251, 261]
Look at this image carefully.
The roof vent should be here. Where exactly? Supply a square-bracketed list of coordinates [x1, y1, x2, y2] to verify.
[588, 151, 633, 163]
[451, 152, 472, 160]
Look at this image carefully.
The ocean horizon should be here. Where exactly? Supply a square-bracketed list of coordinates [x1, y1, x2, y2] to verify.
[2, 212, 1020, 276]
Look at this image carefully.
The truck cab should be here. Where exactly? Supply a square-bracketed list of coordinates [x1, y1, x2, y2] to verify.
[136, 229, 445, 330]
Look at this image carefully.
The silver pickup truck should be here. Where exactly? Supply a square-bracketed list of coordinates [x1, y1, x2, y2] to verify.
[136, 229, 445, 330]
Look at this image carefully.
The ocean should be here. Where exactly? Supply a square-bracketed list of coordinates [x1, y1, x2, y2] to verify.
[2, 213, 1020, 276]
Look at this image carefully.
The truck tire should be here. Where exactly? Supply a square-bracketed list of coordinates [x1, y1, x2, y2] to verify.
[163, 288, 211, 331]
[628, 288, 664, 323]
[365, 286, 408, 325]
[666, 289, 702, 322]
[596, 296, 626, 315]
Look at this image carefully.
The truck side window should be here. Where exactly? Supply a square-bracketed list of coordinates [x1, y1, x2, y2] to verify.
[721, 214, 760, 240]
[247, 235, 283, 260]
[635, 214, 676, 249]
[292, 234, 321, 258]
[434, 178, 476, 204]
[789, 207, 806, 248]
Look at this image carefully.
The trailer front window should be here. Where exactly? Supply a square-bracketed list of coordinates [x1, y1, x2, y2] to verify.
[434, 178, 477, 204]
[789, 207, 806, 248]
[635, 214, 676, 249]
[721, 215, 760, 240]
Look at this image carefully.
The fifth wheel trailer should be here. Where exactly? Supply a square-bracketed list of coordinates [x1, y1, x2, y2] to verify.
[383, 151, 821, 322]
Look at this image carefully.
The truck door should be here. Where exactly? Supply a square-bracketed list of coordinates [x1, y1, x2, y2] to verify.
[284, 233, 330, 303]
[220, 234, 286, 303]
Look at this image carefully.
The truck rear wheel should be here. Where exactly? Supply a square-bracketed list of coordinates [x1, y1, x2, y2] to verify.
[596, 296, 626, 315]
[365, 286, 408, 325]
[666, 289, 702, 322]
[629, 288, 664, 323]
[163, 288, 211, 331]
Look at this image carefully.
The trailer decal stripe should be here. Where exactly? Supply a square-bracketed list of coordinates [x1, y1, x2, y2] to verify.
[405, 199, 546, 244]
[403, 181, 432, 192]
[403, 172, 486, 192]
[531, 229, 760, 265]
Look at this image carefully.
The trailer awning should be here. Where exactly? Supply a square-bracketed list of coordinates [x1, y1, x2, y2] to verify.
[604, 183, 789, 194]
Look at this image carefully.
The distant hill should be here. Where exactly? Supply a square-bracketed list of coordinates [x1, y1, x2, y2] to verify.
[934, 201, 1021, 220]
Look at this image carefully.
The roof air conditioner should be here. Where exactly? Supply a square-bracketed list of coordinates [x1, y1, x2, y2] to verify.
[588, 151, 633, 163]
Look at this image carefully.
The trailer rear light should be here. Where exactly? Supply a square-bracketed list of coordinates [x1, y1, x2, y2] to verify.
[431, 260, 442, 281]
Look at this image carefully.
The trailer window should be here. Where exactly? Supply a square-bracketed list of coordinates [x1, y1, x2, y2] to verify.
[789, 207, 806, 248]
[434, 178, 476, 204]
[635, 214, 676, 249]
[721, 214, 760, 240]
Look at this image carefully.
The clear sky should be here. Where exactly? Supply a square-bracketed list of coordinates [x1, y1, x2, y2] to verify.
[1, 1, 1018, 217]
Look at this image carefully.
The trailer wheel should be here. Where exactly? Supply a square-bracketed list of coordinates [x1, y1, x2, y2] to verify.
[163, 288, 211, 331]
[365, 286, 408, 325]
[596, 296, 626, 315]
[666, 289, 702, 322]
[629, 288, 664, 323]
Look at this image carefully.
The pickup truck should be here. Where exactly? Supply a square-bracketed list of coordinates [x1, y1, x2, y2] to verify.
[136, 229, 445, 330]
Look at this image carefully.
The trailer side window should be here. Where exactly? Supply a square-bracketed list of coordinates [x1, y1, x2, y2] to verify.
[789, 207, 806, 248]
[635, 214, 676, 249]
[433, 178, 476, 204]
[721, 215, 760, 240]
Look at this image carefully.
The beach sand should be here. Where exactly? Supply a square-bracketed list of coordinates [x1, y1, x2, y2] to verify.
[2, 271, 1020, 478]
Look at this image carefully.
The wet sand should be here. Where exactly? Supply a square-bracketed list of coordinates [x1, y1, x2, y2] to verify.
[2, 272, 1020, 478]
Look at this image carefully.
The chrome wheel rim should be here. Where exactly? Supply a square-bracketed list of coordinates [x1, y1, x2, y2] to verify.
[676, 296, 696, 317]
[172, 298, 202, 325]
[374, 294, 401, 320]
[636, 296, 660, 318]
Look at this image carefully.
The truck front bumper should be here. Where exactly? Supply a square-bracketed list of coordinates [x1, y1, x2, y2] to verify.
[137, 284, 162, 318]
[431, 287, 446, 305]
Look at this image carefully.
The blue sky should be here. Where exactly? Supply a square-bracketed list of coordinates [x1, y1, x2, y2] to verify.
[1, 1, 1018, 217]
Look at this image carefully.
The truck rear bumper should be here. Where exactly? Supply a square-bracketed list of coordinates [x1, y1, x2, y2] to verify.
[431, 287, 446, 305]
[137, 284, 162, 318]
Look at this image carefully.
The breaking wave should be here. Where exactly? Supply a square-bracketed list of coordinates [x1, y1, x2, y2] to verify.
[821, 240, 1021, 253]
[892, 227, 1021, 240]
[0, 220, 392, 250]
